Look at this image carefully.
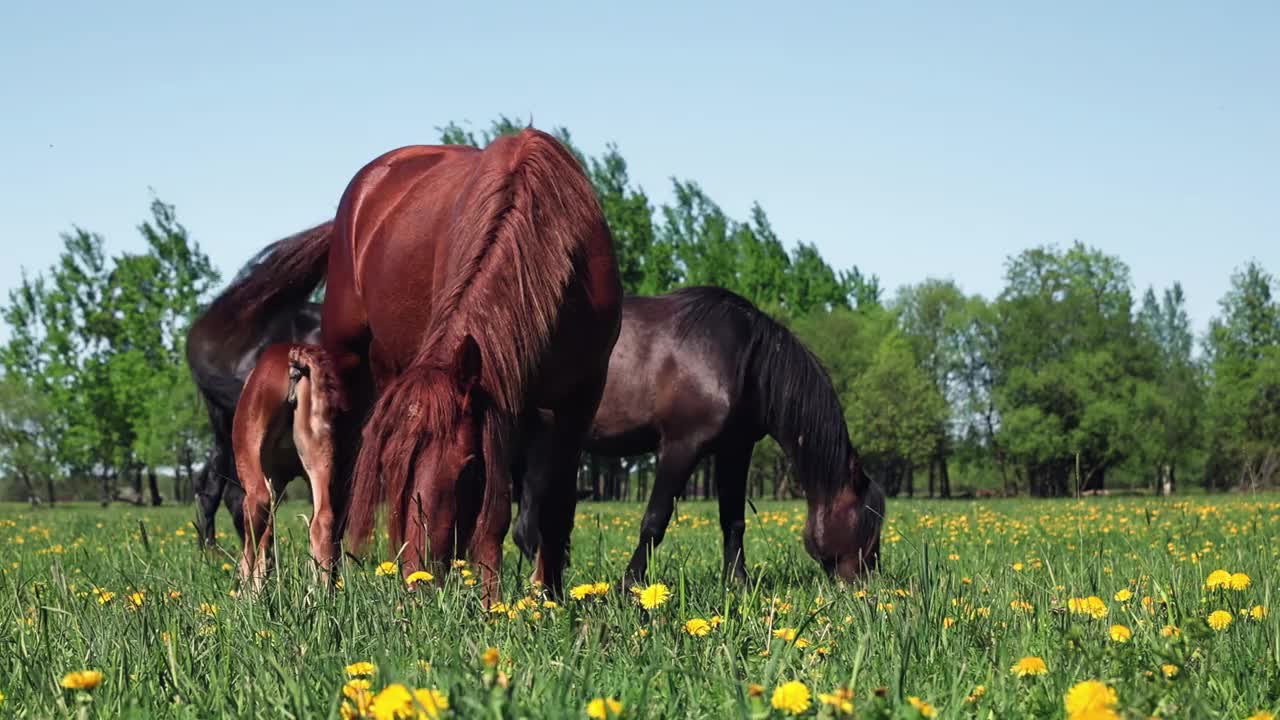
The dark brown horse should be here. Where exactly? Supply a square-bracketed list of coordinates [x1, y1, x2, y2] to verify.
[324, 129, 621, 602]
[186, 224, 332, 548]
[234, 343, 346, 590]
[514, 286, 885, 586]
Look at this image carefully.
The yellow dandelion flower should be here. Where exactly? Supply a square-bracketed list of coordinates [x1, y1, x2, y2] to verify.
[168, 590, 182, 600]
[405, 571, 434, 586]
[1012, 562, 1025, 572]
[375, 561, 397, 577]
[747, 683, 764, 698]
[220, 562, 233, 572]
[709, 615, 724, 627]
[684, 618, 712, 637]
[592, 582, 610, 595]
[127, 591, 145, 609]
[1160, 624, 1180, 637]
[966, 685, 986, 703]
[60, 670, 104, 691]
[1230, 572, 1252, 591]
[1205, 569, 1232, 590]
[95, 589, 115, 605]
[771, 681, 811, 715]
[817, 687, 854, 714]
[1064, 680, 1117, 718]
[345, 661, 377, 677]
[481, 647, 499, 668]
[1161, 664, 1179, 678]
[1113, 589, 1132, 602]
[906, 695, 937, 717]
[1208, 610, 1233, 631]
[570, 584, 596, 600]
[1010, 600, 1034, 612]
[343, 678, 372, 700]
[198, 602, 218, 617]
[585, 696, 623, 719]
[369, 683, 447, 720]
[634, 583, 670, 610]
[451, 559, 467, 569]
[942, 617, 955, 629]
[1010, 656, 1048, 677]
[1245, 712, 1275, 720]
[773, 627, 798, 642]
[1251, 605, 1269, 621]
[1109, 624, 1132, 643]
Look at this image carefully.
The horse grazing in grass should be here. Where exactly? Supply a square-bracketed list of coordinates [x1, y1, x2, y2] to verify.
[513, 286, 885, 587]
[186, 223, 332, 548]
[234, 344, 345, 590]
[326, 129, 621, 602]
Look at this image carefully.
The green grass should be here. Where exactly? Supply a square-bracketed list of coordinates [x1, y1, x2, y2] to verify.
[1, 495, 1278, 718]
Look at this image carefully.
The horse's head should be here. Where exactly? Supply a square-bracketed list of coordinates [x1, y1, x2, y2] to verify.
[803, 454, 885, 582]
[405, 335, 485, 563]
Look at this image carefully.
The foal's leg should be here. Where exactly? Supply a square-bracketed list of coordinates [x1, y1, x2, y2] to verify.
[622, 442, 701, 590]
[238, 445, 275, 593]
[714, 442, 754, 585]
[292, 374, 339, 586]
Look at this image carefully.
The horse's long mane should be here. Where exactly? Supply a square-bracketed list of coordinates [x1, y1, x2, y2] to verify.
[347, 129, 609, 550]
[417, 130, 599, 412]
[192, 221, 333, 352]
[666, 286, 860, 498]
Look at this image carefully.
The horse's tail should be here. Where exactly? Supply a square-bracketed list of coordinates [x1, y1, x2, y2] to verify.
[187, 221, 333, 358]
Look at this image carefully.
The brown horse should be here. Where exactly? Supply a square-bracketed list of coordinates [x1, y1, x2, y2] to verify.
[233, 343, 346, 590]
[514, 286, 885, 587]
[187, 224, 331, 548]
[324, 129, 622, 602]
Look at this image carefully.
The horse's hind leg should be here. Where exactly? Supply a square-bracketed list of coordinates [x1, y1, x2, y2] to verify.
[292, 373, 340, 586]
[238, 454, 275, 593]
[714, 441, 755, 585]
[622, 441, 701, 591]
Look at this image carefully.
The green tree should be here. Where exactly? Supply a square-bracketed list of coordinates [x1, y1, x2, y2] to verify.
[1204, 262, 1280, 489]
[991, 243, 1150, 495]
[1133, 284, 1203, 494]
[0, 374, 60, 504]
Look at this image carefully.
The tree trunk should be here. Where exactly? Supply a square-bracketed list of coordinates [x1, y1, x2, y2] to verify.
[18, 471, 38, 506]
[1159, 463, 1175, 496]
[100, 468, 114, 506]
[938, 454, 951, 498]
[905, 461, 915, 498]
[927, 461, 935, 498]
[148, 467, 163, 506]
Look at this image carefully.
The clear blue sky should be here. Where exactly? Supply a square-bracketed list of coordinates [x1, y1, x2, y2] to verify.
[2, 2, 1276, 336]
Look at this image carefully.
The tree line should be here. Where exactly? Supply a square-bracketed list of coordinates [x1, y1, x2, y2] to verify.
[2, 117, 1278, 504]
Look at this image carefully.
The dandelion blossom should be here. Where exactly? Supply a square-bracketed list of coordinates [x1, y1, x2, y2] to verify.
[1245, 712, 1275, 720]
[481, 647, 499, 668]
[1010, 656, 1048, 677]
[375, 561, 398, 577]
[634, 583, 670, 610]
[343, 678, 372, 700]
[684, 618, 712, 637]
[1205, 569, 1231, 590]
[369, 684, 447, 720]
[1113, 589, 1132, 602]
[966, 685, 986, 703]
[585, 697, 623, 719]
[1161, 664, 1179, 678]
[405, 571, 434, 586]
[345, 661, 377, 677]
[60, 670, 104, 691]
[1230, 572, 1252, 591]
[1251, 605, 1269, 621]
[906, 696, 937, 717]
[771, 681, 811, 715]
[1207, 610, 1233, 631]
[1160, 624, 1181, 637]
[1109, 624, 1132, 643]
[1064, 680, 1117, 717]
[817, 687, 854, 714]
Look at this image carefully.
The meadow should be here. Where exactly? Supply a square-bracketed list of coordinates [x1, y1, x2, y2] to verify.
[0, 494, 1277, 719]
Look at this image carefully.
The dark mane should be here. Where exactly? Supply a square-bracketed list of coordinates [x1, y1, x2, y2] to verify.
[665, 285, 858, 498]
[196, 221, 332, 350]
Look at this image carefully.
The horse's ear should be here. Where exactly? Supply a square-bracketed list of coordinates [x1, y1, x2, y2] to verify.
[453, 334, 482, 393]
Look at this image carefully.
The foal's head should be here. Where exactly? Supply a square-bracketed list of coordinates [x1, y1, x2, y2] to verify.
[803, 453, 885, 582]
